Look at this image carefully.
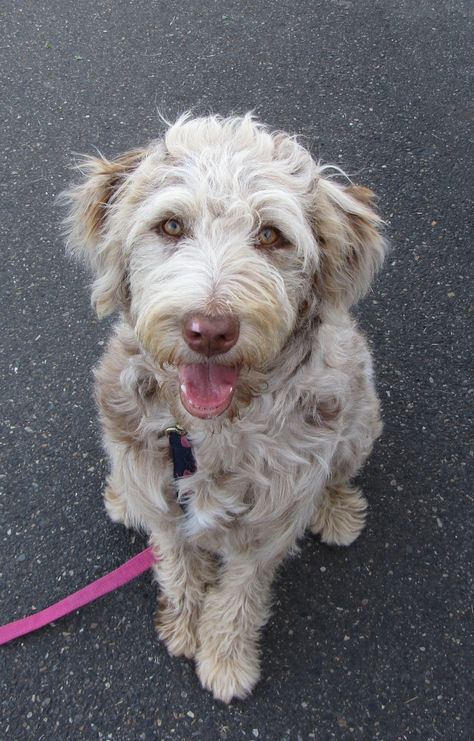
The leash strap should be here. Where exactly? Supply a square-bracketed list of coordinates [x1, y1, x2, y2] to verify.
[0, 546, 156, 646]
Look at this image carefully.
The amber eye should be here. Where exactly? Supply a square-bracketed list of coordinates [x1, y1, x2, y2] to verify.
[162, 217, 184, 238]
[257, 226, 280, 247]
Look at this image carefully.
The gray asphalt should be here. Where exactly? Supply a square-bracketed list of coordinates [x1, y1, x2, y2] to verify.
[1, 1, 473, 739]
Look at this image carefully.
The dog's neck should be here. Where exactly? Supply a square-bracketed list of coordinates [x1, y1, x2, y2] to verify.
[265, 313, 321, 389]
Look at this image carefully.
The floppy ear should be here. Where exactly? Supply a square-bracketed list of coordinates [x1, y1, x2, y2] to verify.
[313, 177, 387, 311]
[62, 148, 146, 317]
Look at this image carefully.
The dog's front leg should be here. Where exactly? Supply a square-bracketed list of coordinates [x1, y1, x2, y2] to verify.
[195, 554, 275, 703]
[151, 534, 217, 660]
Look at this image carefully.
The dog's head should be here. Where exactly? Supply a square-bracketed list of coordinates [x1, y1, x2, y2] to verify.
[63, 114, 386, 420]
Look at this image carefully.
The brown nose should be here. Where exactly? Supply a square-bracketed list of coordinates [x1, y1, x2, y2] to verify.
[183, 313, 240, 357]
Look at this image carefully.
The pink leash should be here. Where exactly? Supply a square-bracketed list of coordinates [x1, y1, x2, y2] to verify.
[0, 546, 157, 646]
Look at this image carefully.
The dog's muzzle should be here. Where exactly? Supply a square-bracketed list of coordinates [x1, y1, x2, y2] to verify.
[179, 313, 240, 419]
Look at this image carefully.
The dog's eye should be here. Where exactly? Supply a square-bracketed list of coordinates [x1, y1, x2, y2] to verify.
[257, 226, 280, 247]
[162, 217, 184, 238]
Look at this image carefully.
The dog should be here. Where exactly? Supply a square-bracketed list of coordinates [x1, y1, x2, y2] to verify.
[63, 114, 386, 703]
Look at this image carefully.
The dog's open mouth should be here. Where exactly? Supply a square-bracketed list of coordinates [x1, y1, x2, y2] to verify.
[178, 364, 240, 419]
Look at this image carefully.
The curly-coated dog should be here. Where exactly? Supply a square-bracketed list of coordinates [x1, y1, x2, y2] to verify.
[63, 114, 386, 703]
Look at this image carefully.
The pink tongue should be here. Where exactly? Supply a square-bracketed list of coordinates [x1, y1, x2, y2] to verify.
[178, 364, 240, 418]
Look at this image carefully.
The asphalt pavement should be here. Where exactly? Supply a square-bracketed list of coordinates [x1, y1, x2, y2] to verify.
[1, 1, 472, 739]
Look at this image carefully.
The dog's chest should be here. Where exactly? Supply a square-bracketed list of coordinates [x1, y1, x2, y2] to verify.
[170, 425, 257, 538]
[174, 411, 329, 543]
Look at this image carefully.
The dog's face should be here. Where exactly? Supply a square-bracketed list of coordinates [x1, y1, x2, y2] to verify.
[64, 115, 385, 420]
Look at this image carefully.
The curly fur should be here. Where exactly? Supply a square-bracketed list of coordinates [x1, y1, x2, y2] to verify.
[62, 113, 386, 703]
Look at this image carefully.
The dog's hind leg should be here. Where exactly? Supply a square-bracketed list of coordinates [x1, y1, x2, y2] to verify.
[310, 482, 368, 546]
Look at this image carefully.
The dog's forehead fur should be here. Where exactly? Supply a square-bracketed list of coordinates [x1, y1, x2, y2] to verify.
[162, 113, 310, 176]
[120, 115, 317, 257]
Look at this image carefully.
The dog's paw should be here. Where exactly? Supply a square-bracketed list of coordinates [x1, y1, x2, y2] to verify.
[103, 485, 130, 526]
[155, 596, 197, 659]
[195, 618, 260, 703]
[195, 642, 260, 704]
[311, 483, 367, 546]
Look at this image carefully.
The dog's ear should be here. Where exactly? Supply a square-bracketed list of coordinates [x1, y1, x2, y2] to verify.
[312, 177, 387, 311]
[62, 149, 146, 317]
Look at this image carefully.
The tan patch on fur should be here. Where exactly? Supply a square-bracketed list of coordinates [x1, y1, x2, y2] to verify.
[316, 397, 342, 426]
[62, 148, 148, 317]
[345, 184, 376, 206]
[94, 330, 154, 448]
[82, 149, 147, 242]
[313, 182, 386, 310]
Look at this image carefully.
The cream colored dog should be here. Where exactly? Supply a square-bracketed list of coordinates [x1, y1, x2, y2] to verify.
[63, 114, 386, 703]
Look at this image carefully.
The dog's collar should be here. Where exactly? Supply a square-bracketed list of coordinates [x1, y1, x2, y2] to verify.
[163, 425, 197, 482]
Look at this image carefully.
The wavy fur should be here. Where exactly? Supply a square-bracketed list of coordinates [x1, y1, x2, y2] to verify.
[63, 114, 386, 702]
